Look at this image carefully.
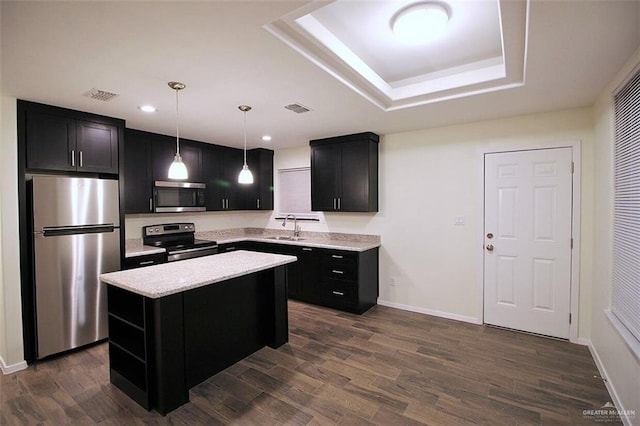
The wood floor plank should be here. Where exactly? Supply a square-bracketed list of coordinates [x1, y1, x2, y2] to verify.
[1, 301, 619, 425]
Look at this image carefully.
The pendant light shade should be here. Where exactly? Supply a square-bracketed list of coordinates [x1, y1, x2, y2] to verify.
[238, 105, 254, 184]
[168, 153, 188, 180]
[168, 81, 188, 180]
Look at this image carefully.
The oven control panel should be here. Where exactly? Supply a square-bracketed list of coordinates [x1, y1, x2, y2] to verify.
[144, 222, 195, 237]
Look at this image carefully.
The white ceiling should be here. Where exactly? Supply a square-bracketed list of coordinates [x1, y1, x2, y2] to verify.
[1, 1, 639, 150]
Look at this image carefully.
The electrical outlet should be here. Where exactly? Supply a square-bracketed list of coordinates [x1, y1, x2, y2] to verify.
[390, 277, 396, 287]
[454, 215, 465, 225]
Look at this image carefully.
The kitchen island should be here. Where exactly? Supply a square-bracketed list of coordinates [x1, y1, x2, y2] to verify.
[100, 250, 296, 415]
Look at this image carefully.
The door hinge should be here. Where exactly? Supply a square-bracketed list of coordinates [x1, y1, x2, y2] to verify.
[571, 162, 575, 174]
[569, 313, 572, 324]
[570, 238, 574, 249]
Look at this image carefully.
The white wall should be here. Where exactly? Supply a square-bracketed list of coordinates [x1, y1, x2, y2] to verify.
[0, 96, 24, 371]
[268, 109, 595, 333]
[590, 46, 640, 418]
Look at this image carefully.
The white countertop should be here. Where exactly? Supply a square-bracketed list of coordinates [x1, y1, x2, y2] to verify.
[102, 250, 297, 298]
[126, 229, 380, 258]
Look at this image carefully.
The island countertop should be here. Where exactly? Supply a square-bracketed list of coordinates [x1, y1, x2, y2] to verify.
[101, 250, 297, 299]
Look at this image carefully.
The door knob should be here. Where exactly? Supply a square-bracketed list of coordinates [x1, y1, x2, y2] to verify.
[486, 232, 494, 239]
[486, 244, 494, 252]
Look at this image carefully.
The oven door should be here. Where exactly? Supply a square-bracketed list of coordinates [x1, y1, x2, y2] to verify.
[167, 245, 219, 262]
[154, 181, 206, 213]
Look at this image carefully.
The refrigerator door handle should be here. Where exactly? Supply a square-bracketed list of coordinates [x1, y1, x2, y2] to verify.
[42, 224, 115, 237]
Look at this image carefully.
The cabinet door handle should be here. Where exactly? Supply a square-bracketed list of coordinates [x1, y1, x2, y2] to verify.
[257, 198, 260, 209]
[302, 248, 313, 252]
[226, 199, 229, 209]
[331, 255, 343, 259]
[333, 198, 337, 210]
[149, 198, 153, 212]
[332, 291, 344, 296]
[222, 199, 225, 209]
[71, 150, 75, 167]
[79, 150, 83, 168]
[226, 247, 236, 251]
[332, 270, 344, 275]
[139, 260, 155, 266]
[338, 197, 341, 210]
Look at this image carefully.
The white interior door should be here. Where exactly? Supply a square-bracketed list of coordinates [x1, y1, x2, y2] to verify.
[484, 148, 572, 339]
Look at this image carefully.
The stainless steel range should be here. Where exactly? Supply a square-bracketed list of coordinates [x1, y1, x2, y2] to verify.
[143, 223, 218, 262]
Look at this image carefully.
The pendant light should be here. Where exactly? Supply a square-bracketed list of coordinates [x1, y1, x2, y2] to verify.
[238, 105, 254, 184]
[167, 81, 188, 180]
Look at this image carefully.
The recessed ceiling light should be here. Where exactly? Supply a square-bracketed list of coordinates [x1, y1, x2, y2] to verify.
[138, 105, 157, 113]
[391, 2, 449, 45]
[261, 135, 272, 142]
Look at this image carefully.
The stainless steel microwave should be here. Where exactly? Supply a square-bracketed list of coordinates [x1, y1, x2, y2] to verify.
[153, 181, 206, 213]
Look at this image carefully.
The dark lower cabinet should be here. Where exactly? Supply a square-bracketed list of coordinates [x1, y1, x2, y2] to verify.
[107, 266, 288, 415]
[316, 248, 379, 314]
[241, 242, 379, 314]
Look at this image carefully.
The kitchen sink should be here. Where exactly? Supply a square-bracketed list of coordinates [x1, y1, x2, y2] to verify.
[267, 236, 304, 241]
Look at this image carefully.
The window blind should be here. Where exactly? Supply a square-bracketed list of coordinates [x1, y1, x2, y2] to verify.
[277, 167, 319, 220]
[612, 66, 640, 343]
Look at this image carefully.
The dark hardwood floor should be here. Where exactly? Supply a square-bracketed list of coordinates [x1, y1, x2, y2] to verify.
[1, 301, 618, 425]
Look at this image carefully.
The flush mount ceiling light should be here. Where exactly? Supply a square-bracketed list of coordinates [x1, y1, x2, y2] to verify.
[238, 105, 254, 185]
[261, 135, 272, 142]
[391, 2, 450, 45]
[167, 81, 188, 180]
[138, 105, 157, 113]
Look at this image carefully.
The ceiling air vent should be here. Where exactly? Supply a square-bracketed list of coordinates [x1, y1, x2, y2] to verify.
[284, 103, 312, 114]
[83, 88, 119, 102]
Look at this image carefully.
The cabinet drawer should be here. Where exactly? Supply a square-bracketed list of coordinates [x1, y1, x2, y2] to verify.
[321, 252, 357, 281]
[320, 280, 358, 305]
[123, 252, 167, 270]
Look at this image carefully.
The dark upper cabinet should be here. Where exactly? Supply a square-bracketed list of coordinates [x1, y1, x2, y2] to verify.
[246, 148, 274, 210]
[310, 143, 341, 211]
[202, 144, 225, 211]
[75, 120, 119, 173]
[25, 110, 75, 172]
[310, 132, 379, 212]
[124, 129, 153, 214]
[222, 147, 247, 210]
[151, 135, 202, 183]
[202, 145, 250, 211]
[23, 102, 121, 174]
[123, 127, 273, 214]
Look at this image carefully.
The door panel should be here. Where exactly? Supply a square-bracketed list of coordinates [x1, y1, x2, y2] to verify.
[76, 120, 118, 173]
[34, 229, 120, 358]
[484, 148, 572, 339]
[311, 144, 340, 211]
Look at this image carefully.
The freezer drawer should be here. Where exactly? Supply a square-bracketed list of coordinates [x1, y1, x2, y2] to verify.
[33, 228, 121, 358]
[32, 176, 120, 230]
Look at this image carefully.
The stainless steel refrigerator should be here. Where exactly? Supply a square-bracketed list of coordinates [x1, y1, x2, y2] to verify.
[31, 176, 121, 359]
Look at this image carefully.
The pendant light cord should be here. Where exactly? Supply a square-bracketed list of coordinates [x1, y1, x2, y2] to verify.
[175, 88, 180, 155]
[243, 110, 248, 165]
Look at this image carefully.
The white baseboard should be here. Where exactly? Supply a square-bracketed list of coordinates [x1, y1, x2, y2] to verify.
[573, 337, 590, 346]
[588, 341, 634, 426]
[0, 356, 28, 375]
[377, 299, 482, 325]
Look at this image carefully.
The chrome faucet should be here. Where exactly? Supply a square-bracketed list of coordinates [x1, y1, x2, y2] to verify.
[282, 214, 301, 239]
